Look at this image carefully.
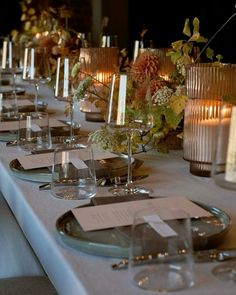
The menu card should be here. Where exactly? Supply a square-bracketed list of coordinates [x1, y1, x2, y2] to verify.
[71, 196, 212, 232]
[17, 149, 118, 170]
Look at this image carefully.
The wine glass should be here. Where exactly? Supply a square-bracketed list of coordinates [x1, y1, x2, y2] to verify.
[212, 262, 236, 283]
[22, 46, 51, 112]
[0, 40, 23, 116]
[106, 72, 154, 195]
[54, 55, 86, 143]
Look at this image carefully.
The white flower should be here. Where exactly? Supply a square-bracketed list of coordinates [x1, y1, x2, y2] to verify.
[152, 86, 174, 106]
[175, 85, 186, 96]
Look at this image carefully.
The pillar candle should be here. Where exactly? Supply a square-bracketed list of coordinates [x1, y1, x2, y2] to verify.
[63, 58, 69, 97]
[55, 57, 61, 97]
[2, 41, 7, 69]
[23, 48, 28, 79]
[225, 106, 236, 182]
[8, 41, 12, 68]
[184, 99, 229, 167]
[117, 74, 127, 125]
[30, 48, 35, 79]
[133, 40, 139, 62]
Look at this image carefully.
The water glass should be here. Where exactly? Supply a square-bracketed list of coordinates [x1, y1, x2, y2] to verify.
[0, 93, 18, 119]
[128, 207, 195, 292]
[51, 144, 96, 200]
[18, 112, 51, 151]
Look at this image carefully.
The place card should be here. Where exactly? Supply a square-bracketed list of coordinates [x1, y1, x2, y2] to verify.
[71, 196, 212, 232]
[49, 118, 69, 128]
[17, 149, 118, 170]
[18, 153, 54, 170]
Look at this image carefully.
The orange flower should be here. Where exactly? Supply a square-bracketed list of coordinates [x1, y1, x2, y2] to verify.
[130, 50, 160, 83]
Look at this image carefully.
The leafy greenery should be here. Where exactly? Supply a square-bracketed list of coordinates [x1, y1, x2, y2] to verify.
[90, 17, 223, 154]
[89, 17, 218, 154]
[167, 17, 223, 82]
[222, 94, 236, 105]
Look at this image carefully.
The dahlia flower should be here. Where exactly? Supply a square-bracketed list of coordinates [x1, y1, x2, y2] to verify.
[130, 50, 160, 83]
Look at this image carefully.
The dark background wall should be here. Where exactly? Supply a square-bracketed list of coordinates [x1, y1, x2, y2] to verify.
[128, 0, 236, 62]
[1, 0, 236, 62]
[0, 0, 21, 37]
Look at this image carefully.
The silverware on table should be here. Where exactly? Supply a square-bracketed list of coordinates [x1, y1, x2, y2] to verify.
[6, 140, 17, 147]
[39, 174, 149, 190]
[111, 249, 236, 270]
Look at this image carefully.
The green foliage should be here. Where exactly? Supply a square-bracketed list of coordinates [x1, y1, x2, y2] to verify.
[206, 47, 214, 60]
[222, 94, 236, 105]
[89, 98, 185, 154]
[167, 17, 209, 72]
[91, 16, 223, 154]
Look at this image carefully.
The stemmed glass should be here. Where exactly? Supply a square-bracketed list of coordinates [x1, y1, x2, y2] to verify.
[212, 262, 236, 283]
[0, 40, 23, 116]
[106, 72, 154, 195]
[54, 55, 86, 142]
[22, 46, 51, 112]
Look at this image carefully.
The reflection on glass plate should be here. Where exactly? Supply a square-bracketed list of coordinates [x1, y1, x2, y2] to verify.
[50, 121, 81, 137]
[56, 201, 231, 258]
[18, 101, 48, 112]
[9, 159, 51, 183]
[0, 120, 81, 142]
[9, 155, 143, 183]
[0, 131, 17, 142]
[1, 101, 48, 121]
[0, 86, 25, 94]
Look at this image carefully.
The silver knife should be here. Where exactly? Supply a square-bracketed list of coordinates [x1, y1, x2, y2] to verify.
[111, 249, 236, 270]
[194, 248, 236, 262]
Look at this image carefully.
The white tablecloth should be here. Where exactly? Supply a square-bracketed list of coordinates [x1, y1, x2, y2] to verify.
[0, 192, 45, 278]
[1, 84, 236, 295]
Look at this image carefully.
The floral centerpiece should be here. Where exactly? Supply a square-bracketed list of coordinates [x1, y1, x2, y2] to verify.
[10, 0, 86, 80]
[85, 17, 218, 153]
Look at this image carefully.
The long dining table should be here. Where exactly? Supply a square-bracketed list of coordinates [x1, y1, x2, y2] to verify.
[1, 83, 236, 295]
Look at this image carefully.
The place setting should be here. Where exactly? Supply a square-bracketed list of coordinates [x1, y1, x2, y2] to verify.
[53, 192, 232, 293]
[9, 142, 145, 186]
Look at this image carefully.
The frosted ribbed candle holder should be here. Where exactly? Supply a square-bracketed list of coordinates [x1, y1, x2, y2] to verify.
[185, 63, 236, 100]
[183, 99, 225, 176]
[79, 47, 119, 122]
[184, 63, 236, 176]
[79, 47, 119, 84]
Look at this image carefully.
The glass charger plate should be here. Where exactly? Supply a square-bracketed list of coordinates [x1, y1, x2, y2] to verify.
[9, 155, 143, 183]
[0, 131, 17, 142]
[17, 101, 48, 112]
[0, 86, 25, 94]
[1, 101, 48, 119]
[56, 201, 231, 258]
[0, 119, 81, 142]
